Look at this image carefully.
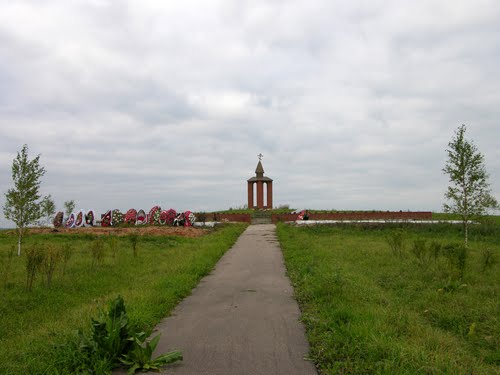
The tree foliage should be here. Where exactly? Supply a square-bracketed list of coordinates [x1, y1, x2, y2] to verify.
[443, 125, 498, 245]
[40, 195, 56, 226]
[3, 145, 46, 256]
[64, 200, 75, 217]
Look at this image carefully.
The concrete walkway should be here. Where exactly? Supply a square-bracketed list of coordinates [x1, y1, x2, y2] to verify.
[151, 224, 316, 375]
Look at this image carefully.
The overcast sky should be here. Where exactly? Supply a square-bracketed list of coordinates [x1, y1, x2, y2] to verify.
[1, 0, 500, 226]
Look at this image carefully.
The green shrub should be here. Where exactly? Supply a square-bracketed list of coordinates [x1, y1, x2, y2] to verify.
[386, 229, 406, 257]
[2, 245, 15, 289]
[25, 242, 46, 291]
[411, 238, 429, 265]
[43, 244, 61, 287]
[129, 233, 139, 258]
[442, 243, 468, 280]
[480, 249, 495, 271]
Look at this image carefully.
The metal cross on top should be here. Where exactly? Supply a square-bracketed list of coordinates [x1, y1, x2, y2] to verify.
[257, 153, 263, 161]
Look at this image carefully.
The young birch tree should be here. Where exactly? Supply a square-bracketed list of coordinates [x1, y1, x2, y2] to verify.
[40, 195, 56, 227]
[443, 125, 498, 246]
[3, 145, 47, 256]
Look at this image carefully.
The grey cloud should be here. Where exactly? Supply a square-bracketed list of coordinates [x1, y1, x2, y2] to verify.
[1, 1, 500, 227]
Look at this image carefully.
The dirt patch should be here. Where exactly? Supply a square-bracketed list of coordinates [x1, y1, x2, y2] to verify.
[28, 226, 208, 238]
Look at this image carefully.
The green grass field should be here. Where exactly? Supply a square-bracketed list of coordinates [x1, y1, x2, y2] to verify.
[2, 218, 499, 374]
[278, 221, 500, 374]
[0, 224, 247, 374]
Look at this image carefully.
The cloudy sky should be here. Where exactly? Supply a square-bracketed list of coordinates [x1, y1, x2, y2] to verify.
[1, 0, 499, 226]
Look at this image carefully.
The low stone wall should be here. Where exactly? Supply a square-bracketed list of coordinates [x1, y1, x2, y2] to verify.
[272, 211, 432, 223]
[208, 213, 252, 223]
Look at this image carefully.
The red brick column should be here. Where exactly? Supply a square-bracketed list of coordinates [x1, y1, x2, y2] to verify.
[247, 182, 254, 208]
[257, 181, 264, 208]
[266, 182, 273, 208]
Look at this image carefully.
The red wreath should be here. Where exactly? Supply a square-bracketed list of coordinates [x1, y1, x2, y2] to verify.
[65, 213, 76, 228]
[124, 209, 137, 225]
[136, 209, 147, 225]
[184, 211, 193, 227]
[85, 210, 95, 226]
[159, 210, 168, 225]
[148, 206, 161, 225]
[75, 211, 83, 227]
[165, 209, 177, 226]
[101, 210, 112, 227]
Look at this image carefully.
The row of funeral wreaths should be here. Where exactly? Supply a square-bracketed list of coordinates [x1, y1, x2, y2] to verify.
[53, 206, 196, 228]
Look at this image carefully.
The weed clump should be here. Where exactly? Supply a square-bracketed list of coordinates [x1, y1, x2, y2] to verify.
[62, 296, 182, 374]
[409, 238, 470, 280]
[386, 229, 406, 257]
[442, 243, 468, 280]
[25, 243, 45, 291]
[43, 244, 61, 287]
[429, 240, 442, 262]
[480, 249, 495, 271]
[61, 243, 73, 275]
[129, 233, 139, 257]
[108, 235, 118, 259]
[2, 245, 15, 289]
[411, 239, 430, 265]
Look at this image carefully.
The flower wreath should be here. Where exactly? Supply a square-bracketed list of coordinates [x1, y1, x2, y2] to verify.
[124, 209, 137, 225]
[65, 213, 76, 228]
[165, 209, 177, 226]
[53, 211, 64, 228]
[75, 210, 84, 227]
[159, 210, 168, 225]
[148, 206, 161, 225]
[184, 211, 196, 227]
[187, 211, 196, 226]
[173, 212, 185, 227]
[85, 210, 95, 226]
[112, 209, 124, 226]
[101, 210, 112, 227]
[136, 209, 147, 225]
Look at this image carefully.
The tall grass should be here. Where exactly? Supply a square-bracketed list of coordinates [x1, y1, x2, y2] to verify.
[0, 224, 247, 374]
[278, 222, 500, 374]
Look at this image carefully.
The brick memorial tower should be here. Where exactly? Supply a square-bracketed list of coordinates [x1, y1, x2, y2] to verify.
[247, 154, 273, 209]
